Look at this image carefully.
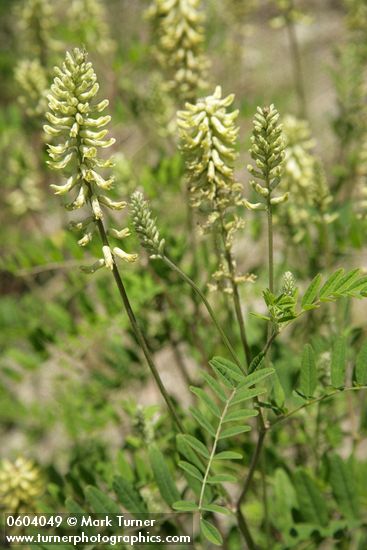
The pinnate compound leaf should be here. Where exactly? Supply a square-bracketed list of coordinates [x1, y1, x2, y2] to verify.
[148, 444, 180, 507]
[328, 454, 359, 520]
[355, 340, 367, 385]
[301, 274, 322, 310]
[113, 476, 147, 514]
[331, 336, 346, 388]
[299, 344, 317, 397]
[294, 469, 328, 527]
[200, 518, 223, 546]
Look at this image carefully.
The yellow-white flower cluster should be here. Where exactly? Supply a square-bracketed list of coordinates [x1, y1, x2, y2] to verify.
[178, 86, 242, 213]
[0, 458, 44, 514]
[146, 0, 209, 101]
[245, 104, 287, 211]
[44, 48, 137, 272]
[279, 115, 336, 242]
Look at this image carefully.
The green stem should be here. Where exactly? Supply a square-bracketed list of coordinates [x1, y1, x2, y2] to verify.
[162, 256, 256, 547]
[270, 386, 367, 429]
[219, 218, 251, 368]
[94, 217, 184, 433]
[236, 426, 267, 546]
[162, 255, 245, 373]
[198, 389, 235, 511]
[267, 202, 274, 294]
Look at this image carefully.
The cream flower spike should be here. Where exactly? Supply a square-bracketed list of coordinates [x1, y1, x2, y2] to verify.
[44, 48, 137, 271]
[246, 104, 287, 210]
[177, 86, 242, 212]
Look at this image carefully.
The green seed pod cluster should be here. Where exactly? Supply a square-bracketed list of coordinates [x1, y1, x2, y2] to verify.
[245, 104, 287, 211]
[130, 191, 165, 259]
[44, 48, 137, 272]
[146, 0, 209, 101]
[15, 59, 49, 118]
[0, 458, 44, 514]
[177, 86, 242, 213]
[70, 0, 116, 55]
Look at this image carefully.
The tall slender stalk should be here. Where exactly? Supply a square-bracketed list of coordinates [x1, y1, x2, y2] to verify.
[162, 255, 244, 372]
[219, 217, 251, 368]
[93, 215, 184, 433]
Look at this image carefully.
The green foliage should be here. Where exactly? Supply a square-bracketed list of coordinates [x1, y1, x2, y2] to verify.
[299, 343, 317, 397]
[175, 356, 274, 543]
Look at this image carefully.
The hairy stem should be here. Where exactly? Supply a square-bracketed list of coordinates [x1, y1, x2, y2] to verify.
[198, 390, 234, 511]
[162, 255, 245, 373]
[270, 386, 367, 429]
[219, 217, 251, 368]
[94, 216, 184, 432]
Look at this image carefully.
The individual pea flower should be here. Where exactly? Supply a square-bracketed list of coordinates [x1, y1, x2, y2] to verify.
[44, 48, 137, 272]
[130, 191, 165, 259]
[0, 458, 45, 513]
[178, 86, 242, 212]
[245, 104, 287, 211]
[281, 271, 296, 295]
[146, 0, 210, 102]
[208, 259, 256, 294]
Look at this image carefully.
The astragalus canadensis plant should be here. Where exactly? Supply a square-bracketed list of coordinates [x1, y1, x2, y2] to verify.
[41, 45, 367, 549]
